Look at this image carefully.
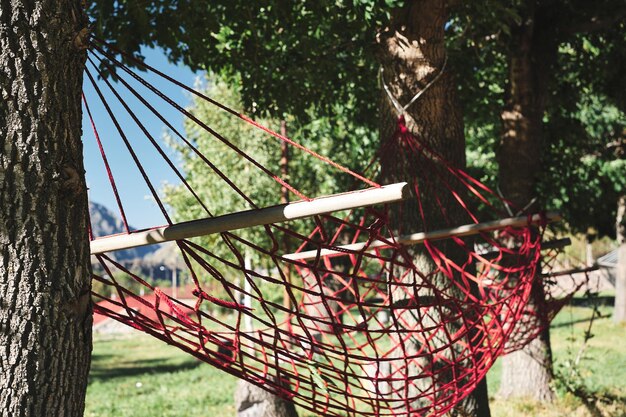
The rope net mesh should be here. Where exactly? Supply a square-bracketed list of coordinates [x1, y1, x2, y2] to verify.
[85, 38, 567, 416]
[503, 242, 598, 354]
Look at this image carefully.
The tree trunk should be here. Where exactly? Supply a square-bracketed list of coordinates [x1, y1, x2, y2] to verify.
[0, 1, 92, 416]
[497, 4, 557, 402]
[377, 1, 490, 415]
[235, 379, 298, 417]
[497, 287, 555, 402]
[613, 195, 626, 323]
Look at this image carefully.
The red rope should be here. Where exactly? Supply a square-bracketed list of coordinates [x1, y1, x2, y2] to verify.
[90, 38, 379, 190]
[82, 93, 130, 234]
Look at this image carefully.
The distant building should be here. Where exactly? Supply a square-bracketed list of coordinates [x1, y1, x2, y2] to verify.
[93, 285, 197, 333]
[597, 249, 618, 287]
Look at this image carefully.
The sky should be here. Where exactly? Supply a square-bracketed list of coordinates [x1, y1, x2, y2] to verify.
[83, 47, 200, 230]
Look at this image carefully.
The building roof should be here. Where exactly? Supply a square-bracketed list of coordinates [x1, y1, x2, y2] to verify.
[93, 285, 197, 328]
[597, 249, 618, 268]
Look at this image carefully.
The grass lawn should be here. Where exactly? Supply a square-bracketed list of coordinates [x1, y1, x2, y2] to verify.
[86, 335, 237, 417]
[85, 303, 626, 417]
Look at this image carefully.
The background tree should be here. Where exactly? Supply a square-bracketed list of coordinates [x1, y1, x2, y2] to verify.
[163, 74, 380, 324]
[376, 1, 491, 414]
[0, 0, 92, 416]
[449, 0, 626, 401]
[163, 77, 379, 267]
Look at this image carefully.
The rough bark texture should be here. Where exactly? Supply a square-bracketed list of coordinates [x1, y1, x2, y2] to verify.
[0, 1, 92, 416]
[235, 379, 298, 417]
[377, 1, 490, 415]
[496, 3, 557, 403]
[497, 287, 555, 402]
[614, 195, 626, 323]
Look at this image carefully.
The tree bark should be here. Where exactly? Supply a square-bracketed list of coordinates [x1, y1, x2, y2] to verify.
[377, 1, 490, 415]
[497, 287, 555, 402]
[497, 3, 557, 403]
[235, 379, 298, 417]
[0, 1, 92, 416]
[613, 195, 626, 323]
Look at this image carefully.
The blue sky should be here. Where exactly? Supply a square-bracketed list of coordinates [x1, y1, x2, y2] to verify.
[83, 47, 200, 230]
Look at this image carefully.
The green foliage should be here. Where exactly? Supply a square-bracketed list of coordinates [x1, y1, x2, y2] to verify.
[162, 77, 284, 265]
[450, 2, 626, 237]
[539, 33, 626, 235]
[89, 0, 399, 124]
[88, 0, 626, 237]
[162, 75, 378, 266]
[539, 92, 624, 237]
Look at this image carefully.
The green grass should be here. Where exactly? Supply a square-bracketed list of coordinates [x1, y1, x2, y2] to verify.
[486, 303, 626, 417]
[86, 335, 237, 417]
[85, 304, 626, 417]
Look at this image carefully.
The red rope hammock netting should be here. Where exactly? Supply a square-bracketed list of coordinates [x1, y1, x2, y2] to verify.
[84, 38, 577, 417]
[503, 241, 598, 354]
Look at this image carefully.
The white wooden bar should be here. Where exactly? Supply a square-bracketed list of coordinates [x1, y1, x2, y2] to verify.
[90, 182, 409, 254]
[283, 211, 562, 261]
[478, 237, 572, 260]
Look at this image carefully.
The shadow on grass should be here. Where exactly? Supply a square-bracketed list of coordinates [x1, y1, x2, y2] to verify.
[551, 313, 612, 329]
[91, 353, 115, 361]
[576, 390, 626, 417]
[570, 295, 615, 307]
[89, 357, 202, 381]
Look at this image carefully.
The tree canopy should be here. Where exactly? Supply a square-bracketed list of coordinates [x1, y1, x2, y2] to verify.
[449, 0, 626, 236]
[89, 0, 402, 123]
[89, 0, 626, 239]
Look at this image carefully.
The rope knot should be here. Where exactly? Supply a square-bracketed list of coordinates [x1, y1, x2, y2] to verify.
[397, 115, 408, 134]
[193, 287, 251, 311]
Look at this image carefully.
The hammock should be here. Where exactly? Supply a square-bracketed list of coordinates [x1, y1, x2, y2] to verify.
[85, 37, 553, 417]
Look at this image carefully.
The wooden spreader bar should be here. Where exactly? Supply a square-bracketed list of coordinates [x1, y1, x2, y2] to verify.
[283, 211, 562, 261]
[90, 182, 409, 254]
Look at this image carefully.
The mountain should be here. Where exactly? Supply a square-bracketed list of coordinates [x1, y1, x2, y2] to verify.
[89, 201, 159, 261]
